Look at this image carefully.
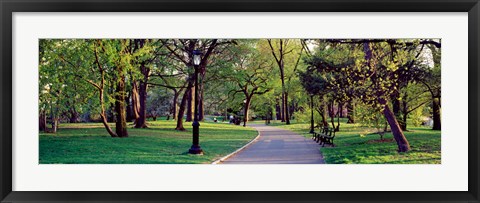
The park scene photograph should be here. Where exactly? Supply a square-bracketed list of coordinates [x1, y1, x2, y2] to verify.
[39, 38, 441, 164]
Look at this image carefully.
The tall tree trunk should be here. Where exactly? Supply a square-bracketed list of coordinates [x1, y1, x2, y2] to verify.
[186, 87, 193, 122]
[280, 68, 286, 122]
[93, 42, 117, 137]
[335, 103, 341, 131]
[327, 101, 334, 118]
[391, 91, 406, 131]
[115, 67, 128, 137]
[321, 107, 328, 127]
[432, 96, 441, 130]
[199, 88, 205, 121]
[131, 81, 140, 123]
[315, 108, 327, 127]
[400, 91, 408, 131]
[39, 110, 47, 132]
[176, 85, 191, 131]
[135, 63, 149, 128]
[69, 107, 79, 123]
[275, 98, 281, 120]
[48, 101, 58, 133]
[51, 116, 58, 133]
[268, 39, 290, 123]
[310, 96, 314, 133]
[347, 100, 355, 123]
[363, 41, 410, 152]
[285, 91, 290, 124]
[172, 89, 178, 120]
[329, 101, 336, 130]
[224, 108, 228, 121]
[134, 81, 148, 128]
[100, 107, 117, 138]
[379, 98, 410, 152]
[126, 91, 134, 122]
[199, 73, 205, 122]
[267, 109, 272, 124]
[402, 101, 408, 131]
[243, 96, 251, 127]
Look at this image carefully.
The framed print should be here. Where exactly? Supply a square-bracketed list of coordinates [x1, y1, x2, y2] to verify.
[1, 0, 479, 202]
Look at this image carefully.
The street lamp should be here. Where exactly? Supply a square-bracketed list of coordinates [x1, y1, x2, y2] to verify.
[189, 50, 203, 155]
[243, 99, 247, 127]
[310, 94, 315, 134]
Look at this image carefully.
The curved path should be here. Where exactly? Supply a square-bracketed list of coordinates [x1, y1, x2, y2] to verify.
[222, 124, 324, 164]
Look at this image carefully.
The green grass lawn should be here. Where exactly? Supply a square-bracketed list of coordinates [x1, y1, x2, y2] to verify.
[273, 119, 441, 164]
[39, 120, 258, 164]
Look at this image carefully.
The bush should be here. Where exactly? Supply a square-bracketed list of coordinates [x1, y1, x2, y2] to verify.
[410, 106, 425, 127]
[294, 106, 325, 127]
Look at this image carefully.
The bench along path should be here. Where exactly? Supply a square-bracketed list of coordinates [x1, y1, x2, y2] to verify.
[222, 124, 325, 164]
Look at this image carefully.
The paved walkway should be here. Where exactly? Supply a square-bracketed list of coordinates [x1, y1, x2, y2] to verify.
[222, 124, 324, 164]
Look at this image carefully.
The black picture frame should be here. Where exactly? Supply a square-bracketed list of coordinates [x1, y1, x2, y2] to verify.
[1, 0, 479, 202]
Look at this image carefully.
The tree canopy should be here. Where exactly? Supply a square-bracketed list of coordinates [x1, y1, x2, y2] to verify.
[39, 38, 441, 153]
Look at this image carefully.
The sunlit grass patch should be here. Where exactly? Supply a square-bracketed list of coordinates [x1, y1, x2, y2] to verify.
[274, 120, 441, 164]
[40, 120, 258, 164]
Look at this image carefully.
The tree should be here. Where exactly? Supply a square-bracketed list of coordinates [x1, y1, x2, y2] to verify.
[39, 39, 65, 133]
[360, 41, 410, 152]
[39, 40, 102, 133]
[226, 41, 272, 127]
[419, 43, 442, 130]
[306, 40, 413, 152]
[160, 39, 197, 130]
[398, 80, 430, 130]
[161, 39, 234, 130]
[304, 41, 357, 131]
[127, 39, 166, 128]
[94, 39, 133, 137]
[49, 39, 135, 137]
[299, 67, 329, 127]
[266, 39, 294, 124]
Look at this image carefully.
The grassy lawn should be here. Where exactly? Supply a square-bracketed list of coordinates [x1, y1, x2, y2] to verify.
[272, 119, 441, 164]
[39, 120, 258, 164]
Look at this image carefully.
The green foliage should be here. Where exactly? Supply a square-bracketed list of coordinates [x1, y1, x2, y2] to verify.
[292, 104, 323, 125]
[355, 104, 380, 126]
[410, 107, 425, 127]
[39, 39, 97, 122]
[299, 67, 327, 96]
[354, 103, 388, 139]
[146, 87, 173, 118]
[39, 38, 441, 157]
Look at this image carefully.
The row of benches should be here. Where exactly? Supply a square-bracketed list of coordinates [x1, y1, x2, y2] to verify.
[311, 126, 336, 147]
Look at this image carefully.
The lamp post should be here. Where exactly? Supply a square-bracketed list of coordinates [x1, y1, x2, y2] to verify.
[189, 49, 203, 155]
[243, 99, 247, 127]
[310, 94, 315, 134]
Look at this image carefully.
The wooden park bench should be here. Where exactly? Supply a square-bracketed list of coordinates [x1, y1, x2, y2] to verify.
[312, 126, 336, 147]
[312, 126, 327, 142]
[311, 126, 322, 140]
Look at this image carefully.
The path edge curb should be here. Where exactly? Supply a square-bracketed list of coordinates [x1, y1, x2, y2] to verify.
[211, 127, 262, 164]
